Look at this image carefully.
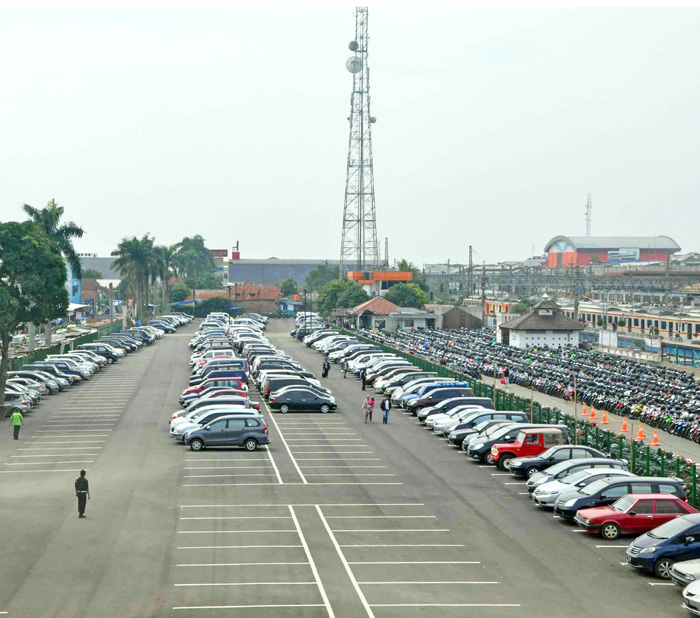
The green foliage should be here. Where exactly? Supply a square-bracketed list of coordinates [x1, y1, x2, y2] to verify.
[188, 297, 234, 317]
[280, 278, 298, 297]
[618, 318, 626, 326]
[23, 199, 84, 278]
[597, 317, 604, 326]
[0, 221, 69, 395]
[513, 298, 536, 314]
[188, 272, 224, 289]
[305, 263, 339, 292]
[174, 235, 215, 281]
[384, 282, 429, 309]
[317, 280, 368, 315]
[169, 283, 190, 303]
[395, 259, 428, 292]
[117, 279, 131, 300]
[111, 234, 156, 318]
[82, 268, 103, 279]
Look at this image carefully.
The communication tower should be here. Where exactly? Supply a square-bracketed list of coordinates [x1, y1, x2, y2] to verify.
[585, 193, 592, 237]
[339, 7, 380, 274]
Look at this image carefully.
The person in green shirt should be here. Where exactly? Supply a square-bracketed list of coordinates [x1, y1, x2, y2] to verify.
[10, 410, 23, 440]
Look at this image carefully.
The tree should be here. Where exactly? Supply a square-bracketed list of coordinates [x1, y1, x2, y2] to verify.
[111, 235, 155, 318]
[280, 278, 298, 297]
[117, 279, 132, 300]
[0, 222, 69, 397]
[169, 283, 190, 303]
[152, 244, 178, 311]
[396, 259, 428, 292]
[384, 282, 429, 308]
[195, 272, 224, 289]
[317, 280, 368, 315]
[82, 268, 103, 279]
[305, 263, 339, 292]
[22, 199, 84, 344]
[513, 298, 536, 314]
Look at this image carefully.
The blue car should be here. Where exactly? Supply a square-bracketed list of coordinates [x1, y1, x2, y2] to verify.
[626, 513, 700, 579]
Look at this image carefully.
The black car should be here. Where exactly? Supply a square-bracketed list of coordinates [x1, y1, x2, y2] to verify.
[509, 445, 609, 479]
[553, 476, 685, 521]
[77, 343, 119, 363]
[407, 387, 475, 415]
[269, 388, 337, 414]
[446, 410, 529, 439]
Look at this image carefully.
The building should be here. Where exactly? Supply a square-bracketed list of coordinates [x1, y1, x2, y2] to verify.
[186, 285, 281, 314]
[543, 236, 680, 268]
[79, 255, 122, 279]
[423, 304, 482, 329]
[228, 258, 345, 287]
[346, 270, 413, 297]
[499, 298, 584, 349]
[349, 297, 438, 331]
[80, 279, 111, 315]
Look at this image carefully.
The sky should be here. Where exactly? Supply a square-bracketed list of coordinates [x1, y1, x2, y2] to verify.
[1, 6, 699, 267]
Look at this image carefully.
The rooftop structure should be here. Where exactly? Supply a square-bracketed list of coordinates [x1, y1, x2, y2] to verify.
[544, 236, 680, 268]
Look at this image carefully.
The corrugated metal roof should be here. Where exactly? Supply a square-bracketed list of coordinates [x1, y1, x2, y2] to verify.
[544, 236, 680, 252]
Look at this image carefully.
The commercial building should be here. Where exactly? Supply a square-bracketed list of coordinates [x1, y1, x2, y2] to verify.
[185, 285, 281, 314]
[498, 298, 584, 349]
[346, 270, 413, 297]
[228, 258, 345, 287]
[543, 236, 680, 268]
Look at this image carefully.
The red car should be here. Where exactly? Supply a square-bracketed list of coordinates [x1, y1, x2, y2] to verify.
[181, 377, 244, 398]
[575, 494, 698, 540]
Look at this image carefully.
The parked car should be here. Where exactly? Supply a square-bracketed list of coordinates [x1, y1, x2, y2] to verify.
[575, 493, 697, 540]
[268, 388, 337, 414]
[465, 423, 569, 463]
[510, 445, 609, 479]
[185, 414, 270, 452]
[491, 426, 571, 471]
[531, 469, 636, 508]
[418, 397, 495, 422]
[554, 476, 686, 521]
[449, 417, 527, 448]
[526, 458, 628, 493]
[671, 559, 700, 588]
[626, 513, 700, 579]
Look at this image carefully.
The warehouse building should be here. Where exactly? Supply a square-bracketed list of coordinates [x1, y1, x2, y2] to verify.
[543, 236, 680, 268]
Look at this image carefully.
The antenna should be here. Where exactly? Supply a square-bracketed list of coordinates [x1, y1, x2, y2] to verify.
[585, 193, 592, 236]
[339, 7, 380, 276]
[384, 236, 389, 266]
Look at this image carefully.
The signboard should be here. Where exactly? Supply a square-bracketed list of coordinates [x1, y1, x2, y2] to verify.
[209, 249, 228, 258]
[607, 249, 640, 264]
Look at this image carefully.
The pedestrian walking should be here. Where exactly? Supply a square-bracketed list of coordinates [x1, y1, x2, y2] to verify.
[322, 360, 331, 378]
[10, 410, 23, 440]
[361, 396, 371, 423]
[381, 396, 391, 424]
[361, 368, 367, 391]
[74, 469, 90, 518]
[342, 359, 348, 378]
[367, 397, 375, 422]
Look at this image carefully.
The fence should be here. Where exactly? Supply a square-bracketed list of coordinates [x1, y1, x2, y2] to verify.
[343, 329, 700, 506]
[9, 322, 123, 372]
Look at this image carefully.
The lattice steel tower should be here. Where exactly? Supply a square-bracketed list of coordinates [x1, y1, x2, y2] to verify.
[339, 7, 380, 274]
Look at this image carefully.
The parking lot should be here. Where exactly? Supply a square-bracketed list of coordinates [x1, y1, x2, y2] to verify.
[0, 318, 690, 617]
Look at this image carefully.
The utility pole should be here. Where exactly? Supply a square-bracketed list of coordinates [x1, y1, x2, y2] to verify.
[468, 245, 473, 298]
[573, 265, 580, 322]
[573, 373, 578, 445]
[481, 262, 487, 329]
[585, 193, 592, 237]
[109, 283, 114, 323]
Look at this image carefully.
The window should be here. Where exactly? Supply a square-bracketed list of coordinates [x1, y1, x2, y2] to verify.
[208, 420, 227, 430]
[403, 320, 414, 327]
[228, 419, 246, 430]
[543, 432, 560, 446]
[524, 434, 539, 445]
[659, 484, 681, 495]
[661, 321, 667, 329]
[656, 500, 685, 514]
[601, 486, 628, 499]
[630, 483, 653, 494]
[633, 319, 639, 327]
[570, 448, 589, 459]
[632, 500, 654, 514]
[245, 418, 260, 427]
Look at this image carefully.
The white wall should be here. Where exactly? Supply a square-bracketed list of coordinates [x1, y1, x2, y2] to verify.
[510, 329, 579, 349]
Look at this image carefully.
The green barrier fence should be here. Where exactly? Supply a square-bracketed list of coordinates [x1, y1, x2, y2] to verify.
[343, 329, 700, 506]
[9, 322, 123, 372]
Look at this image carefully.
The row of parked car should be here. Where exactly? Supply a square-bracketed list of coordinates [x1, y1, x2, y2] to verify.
[2, 313, 193, 419]
[170, 312, 272, 451]
[299, 325, 700, 610]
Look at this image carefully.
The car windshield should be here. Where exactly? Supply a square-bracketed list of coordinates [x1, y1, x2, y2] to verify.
[539, 447, 558, 459]
[542, 460, 576, 477]
[611, 495, 636, 513]
[647, 516, 694, 540]
[580, 479, 610, 496]
[561, 470, 592, 485]
[473, 421, 492, 432]
[490, 425, 516, 439]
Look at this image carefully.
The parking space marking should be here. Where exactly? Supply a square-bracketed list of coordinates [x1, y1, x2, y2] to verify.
[12, 453, 99, 457]
[333, 529, 450, 533]
[595, 545, 629, 548]
[648, 582, 675, 586]
[350, 561, 479, 565]
[183, 473, 279, 478]
[173, 604, 325, 611]
[300, 466, 388, 469]
[0, 469, 89, 473]
[370, 603, 521, 608]
[340, 544, 465, 548]
[25, 441, 106, 445]
[177, 545, 304, 549]
[183, 482, 283, 487]
[174, 582, 316, 587]
[571, 529, 586, 533]
[4, 461, 94, 465]
[304, 474, 396, 477]
[35, 431, 112, 434]
[176, 561, 310, 567]
[183, 457, 271, 462]
[180, 516, 292, 520]
[263, 400, 308, 484]
[316, 505, 375, 618]
[265, 444, 284, 484]
[504, 482, 526, 485]
[326, 515, 434, 519]
[180, 503, 424, 508]
[359, 580, 497, 585]
[295, 458, 381, 461]
[177, 529, 297, 534]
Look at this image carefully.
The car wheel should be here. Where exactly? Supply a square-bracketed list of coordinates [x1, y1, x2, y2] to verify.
[654, 557, 674, 579]
[600, 523, 620, 540]
[244, 438, 258, 451]
[107, 358, 114, 364]
[190, 439, 204, 452]
[485, 453, 495, 465]
[526, 467, 539, 478]
[280, 404, 289, 414]
[498, 454, 515, 471]
[320, 404, 330, 414]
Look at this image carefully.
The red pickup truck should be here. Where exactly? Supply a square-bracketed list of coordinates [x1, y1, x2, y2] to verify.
[490, 426, 570, 471]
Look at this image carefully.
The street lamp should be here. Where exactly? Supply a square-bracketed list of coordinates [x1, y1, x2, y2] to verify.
[303, 288, 308, 332]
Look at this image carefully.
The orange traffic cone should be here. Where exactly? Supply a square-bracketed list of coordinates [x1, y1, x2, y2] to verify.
[635, 425, 646, 441]
[589, 407, 597, 420]
[581, 405, 589, 417]
[650, 431, 661, 447]
[600, 411, 609, 425]
[620, 418, 630, 433]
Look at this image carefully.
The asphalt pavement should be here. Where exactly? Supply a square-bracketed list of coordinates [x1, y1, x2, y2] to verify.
[0, 318, 691, 617]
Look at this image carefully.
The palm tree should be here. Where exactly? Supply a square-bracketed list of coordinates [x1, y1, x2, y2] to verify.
[396, 259, 428, 292]
[152, 244, 178, 312]
[23, 199, 84, 345]
[174, 235, 215, 303]
[111, 235, 155, 319]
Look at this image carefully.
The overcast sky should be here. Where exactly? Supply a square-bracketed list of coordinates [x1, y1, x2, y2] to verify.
[1, 7, 699, 266]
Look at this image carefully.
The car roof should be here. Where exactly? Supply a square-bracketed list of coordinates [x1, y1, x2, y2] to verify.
[626, 493, 685, 500]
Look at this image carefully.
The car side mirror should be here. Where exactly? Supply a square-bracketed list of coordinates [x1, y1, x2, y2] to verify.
[205, 426, 211, 431]
[686, 536, 695, 545]
[628, 511, 636, 516]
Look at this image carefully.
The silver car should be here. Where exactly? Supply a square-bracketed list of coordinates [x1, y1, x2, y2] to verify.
[532, 468, 635, 507]
[527, 458, 629, 493]
[672, 559, 700, 588]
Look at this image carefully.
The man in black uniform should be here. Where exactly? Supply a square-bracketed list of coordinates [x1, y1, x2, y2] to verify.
[75, 469, 90, 518]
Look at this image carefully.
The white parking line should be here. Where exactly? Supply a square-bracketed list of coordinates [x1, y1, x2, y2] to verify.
[289, 506, 336, 618]
[184, 466, 274, 470]
[35, 431, 111, 435]
[341, 544, 464, 548]
[177, 545, 304, 549]
[180, 516, 292, 520]
[370, 603, 521, 608]
[180, 503, 424, 508]
[183, 458, 269, 462]
[183, 482, 283, 487]
[263, 401, 307, 484]
[326, 516, 435, 519]
[504, 482, 526, 485]
[491, 473, 511, 476]
[316, 505, 375, 618]
[0, 469, 88, 473]
[4, 461, 94, 465]
[359, 580, 497, 584]
[295, 458, 381, 461]
[595, 545, 629, 548]
[176, 561, 309, 567]
[306, 482, 403, 486]
[332, 529, 450, 533]
[300, 466, 388, 469]
[265, 444, 283, 485]
[177, 530, 296, 534]
[350, 561, 479, 565]
[25, 441, 106, 444]
[183, 473, 278, 478]
[12, 453, 99, 457]
[304, 474, 396, 477]
[285, 439, 363, 442]
[173, 605, 325, 611]
[648, 582, 675, 586]
[174, 582, 316, 587]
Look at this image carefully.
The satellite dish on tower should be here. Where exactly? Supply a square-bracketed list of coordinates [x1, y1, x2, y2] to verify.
[346, 57, 362, 73]
[349, 40, 359, 51]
